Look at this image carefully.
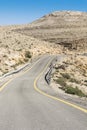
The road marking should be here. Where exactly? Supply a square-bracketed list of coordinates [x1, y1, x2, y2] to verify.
[0, 58, 41, 92]
[0, 56, 87, 114]
[34, 59, 87, 114]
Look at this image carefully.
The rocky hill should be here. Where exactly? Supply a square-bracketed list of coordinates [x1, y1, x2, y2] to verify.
[0, 26, 61, 76]
[1, 11, 87, 76]
[15, 11, 87, 51]
[0, 11, 87, 97]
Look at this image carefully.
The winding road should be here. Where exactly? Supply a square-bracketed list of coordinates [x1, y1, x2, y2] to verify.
[0, 55, 87, 130]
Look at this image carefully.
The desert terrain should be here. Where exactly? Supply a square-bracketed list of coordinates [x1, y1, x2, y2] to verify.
[0, 25, 61, 76]
[52, 53, 87, 97]
[14, 11, 87, 97]
[0, 11, 87, 97]
[16, 11, 87, 51]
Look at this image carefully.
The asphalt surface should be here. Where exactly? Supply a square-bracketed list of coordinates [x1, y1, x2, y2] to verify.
[0, 55, 87, 130]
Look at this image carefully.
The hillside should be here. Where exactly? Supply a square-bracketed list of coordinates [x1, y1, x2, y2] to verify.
[0, 11, 87, 97]
[0, 26, 61, 76]
[52, 54, 87, 97]
[15, 11, 87, 51]
[14, 10, 87, 96]
[0, 11, 87, 77]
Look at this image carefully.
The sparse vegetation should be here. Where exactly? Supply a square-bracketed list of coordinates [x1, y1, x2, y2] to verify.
[24, 58, 29, 62]
[25, 51, 32, 59]
[61, 73, 70, 79]
[55, 77, 86, 97]
[55, 77, 67, 87]
[5, 45, 8, 48]
[53, 54, 87, 97]
[84, 80, 87, 83]
[3, 55, 7, 58]
[69, 78, 80, 84]
[0, 10, 87, 100]
[0, 25, 59, 76]
[16, 59, 24, 65]
[65, 86, 86, 97]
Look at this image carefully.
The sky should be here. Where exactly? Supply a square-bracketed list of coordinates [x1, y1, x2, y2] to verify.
[0, 0, 87, 25]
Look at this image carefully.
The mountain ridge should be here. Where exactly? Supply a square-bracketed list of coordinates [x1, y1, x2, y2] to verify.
[16, 10, 87, 51]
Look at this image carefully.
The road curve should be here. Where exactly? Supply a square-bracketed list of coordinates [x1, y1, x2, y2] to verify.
[0, 55, 87, 130]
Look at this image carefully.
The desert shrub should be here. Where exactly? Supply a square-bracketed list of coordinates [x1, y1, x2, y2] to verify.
[17, 59, 24, 65]
[84, 80, 87, 83]
[17, 41, 21, 44]
[65, 86, 86, 97]
[24, 58, 29, 62]
[12, 59, 24, 69]
[55, 77, 86, 97]
[3, 55, 7, 58]
[25, 51, 32, 58]
[12, 64, 17, 70]
[55, 77, 66, 87]
[5, 45, 8, 48]
[61, 73, 70, 79]
[69, 78, 80, 84]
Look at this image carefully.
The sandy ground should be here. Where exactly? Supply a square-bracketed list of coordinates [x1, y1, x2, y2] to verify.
[0, 25, 61, 76]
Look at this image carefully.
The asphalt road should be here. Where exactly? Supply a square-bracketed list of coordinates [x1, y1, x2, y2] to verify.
[0, 55, 87, 130]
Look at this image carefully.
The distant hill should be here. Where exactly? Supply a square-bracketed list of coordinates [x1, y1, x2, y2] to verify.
[15, 11, 87, 51]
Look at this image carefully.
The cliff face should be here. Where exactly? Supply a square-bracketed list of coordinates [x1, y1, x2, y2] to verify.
[16, 11, 87, 51]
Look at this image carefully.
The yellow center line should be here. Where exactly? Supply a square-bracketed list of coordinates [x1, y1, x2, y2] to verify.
[0, 56, 87, 114]
[34, 58, 87, 114]
[0, 58, 40, 92]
